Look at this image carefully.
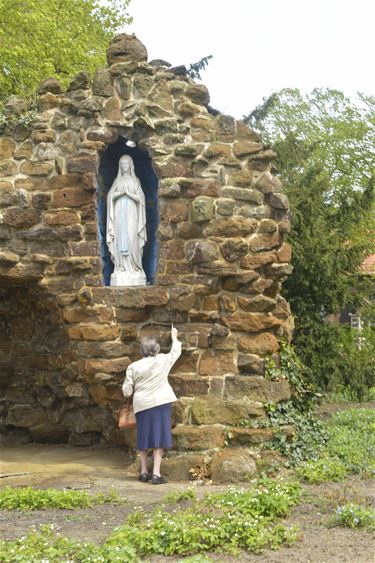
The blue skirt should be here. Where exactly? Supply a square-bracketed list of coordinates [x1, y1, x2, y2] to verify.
[135, 403, 173, 450]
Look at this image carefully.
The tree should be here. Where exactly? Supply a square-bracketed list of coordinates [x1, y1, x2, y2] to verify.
[0, 0, 132, 99]
[244, 88, 375, 395]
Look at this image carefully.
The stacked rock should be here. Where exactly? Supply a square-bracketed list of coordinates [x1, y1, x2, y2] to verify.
[0, 34, 294, 478]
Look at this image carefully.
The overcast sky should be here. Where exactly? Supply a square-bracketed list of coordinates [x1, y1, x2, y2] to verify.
[125, 0, 375, 118]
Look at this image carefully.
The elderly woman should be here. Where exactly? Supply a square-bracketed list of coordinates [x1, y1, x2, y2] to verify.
[122, 326, 181, 484]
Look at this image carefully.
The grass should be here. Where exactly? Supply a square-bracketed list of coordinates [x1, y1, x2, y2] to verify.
[296, 408, 375, 483]
[0, 486, 123, 511]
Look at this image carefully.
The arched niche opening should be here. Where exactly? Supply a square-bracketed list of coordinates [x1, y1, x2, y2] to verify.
[97, 137, 159, 286]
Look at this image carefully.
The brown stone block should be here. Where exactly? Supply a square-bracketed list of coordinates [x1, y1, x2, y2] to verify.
[76, 340, 130, 358]
[265, 263, 293, 281]
[205, 217, 257, 237]
[159, 239, 185, 260]
[120, 325, 138, 341]
[258, 219, 278, 234]
[56, 224, 83, 242]
[202, 294, 219, 310]
[43, 210, 79, 225]
[171, 351, 199, 374]
[172, 425, 225, 450]
[210, 449, 257, 483]
[180, 178, 220, 198]
[224, 375, 290, 403]
[80, 356, 131, 376]
[0, 160, 17, 176]
[19, 161, 53, 176]
[13, 140, 32, 160]
[89, 384, 123, 406]
[37, 93, 60, 110]
[168, 292, 198, 312]
[52, 188, 93, 208]
[204, 143, 231, 158]
[177, 221, 203, 239]
[66, 153, 98, 175]
[63, 306, 97, 324]
[0, 138, 16, 159]
[165, 261, 191, 274]
[69, 241, 99, 256]
[215, 114, 235, 142]
[210, 333, 237, 351]
[3, 207, 39, 227]
[240, 251, 276, 269]
[221, 187, 262, 204]
[233, 141, 262, 156]
[219, 294, 237, 312]
[116, 308, 149, 322]
[54, 257, 96, 275]
[191, 396, 265, 425]
[32, 193, 51, 209]
[6, 405, 48, 427]
[277, 243, 292, 263]
[185, 240, 219, 264]
[228, 170, 253, 187]
[231, 425, 294, 447]
[31, 130, 56, 144]
[199, 351, 237, 376]
[107, 33, 148, 65]
[238, 295, 277, 312]
[249, 232, 282, 252]
[0, 250, 19, 265]
[68, 323, 120, 341]
[221, 312, 281, 332]
[237, 353, 265, 375]
[160, 200, 189, 223]
[153, 157, 193, 179]
[170, 374, 209, 397]
[236, 121, 261, 142]
[220, 239, 249, 262]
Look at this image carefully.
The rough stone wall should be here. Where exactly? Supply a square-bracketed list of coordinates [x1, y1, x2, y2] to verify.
[0, 34, 294, 461]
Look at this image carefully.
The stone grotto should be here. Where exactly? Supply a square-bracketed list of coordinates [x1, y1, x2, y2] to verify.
[0, 33, 294, 481]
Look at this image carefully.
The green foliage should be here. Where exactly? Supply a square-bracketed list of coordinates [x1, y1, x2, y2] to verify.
[187, 55, 213, 80]
[164, 488, 197, 504]
[242, 343, 328, 466]
[244, 88, 375, 395]
[0, 0, 132, 99]
[106, 478, 300, 556]
[297, 408, 375, 483]
[0, 480, 301, 560]
[332, 503, 375, 530]
[0, 524, 138, 563]
[296, 457, 348, 483]
[293, 323, 375, 400]
[0, 486, 123, 511]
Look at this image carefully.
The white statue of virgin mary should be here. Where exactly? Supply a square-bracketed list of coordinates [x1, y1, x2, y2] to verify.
[106, 155, 147, 286]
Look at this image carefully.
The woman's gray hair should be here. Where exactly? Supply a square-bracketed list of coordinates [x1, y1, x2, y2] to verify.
[141, 337, 160, 357]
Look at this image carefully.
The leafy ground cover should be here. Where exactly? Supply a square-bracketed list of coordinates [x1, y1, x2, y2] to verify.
[296, 408, 375, 483]
[0, 486, 122, 511]
[0, 479, 300, 561]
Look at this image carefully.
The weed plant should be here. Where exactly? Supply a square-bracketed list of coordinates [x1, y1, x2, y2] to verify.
[0, 479, 301, 561]
[332, 503, 375, 530]
[0, 486, 122, 511]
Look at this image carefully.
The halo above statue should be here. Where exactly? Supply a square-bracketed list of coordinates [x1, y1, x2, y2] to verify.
[106, 155, 147, 286]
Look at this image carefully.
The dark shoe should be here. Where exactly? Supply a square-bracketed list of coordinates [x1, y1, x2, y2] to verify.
[138, 473, 151, 482]
[151, 474, 167, 485]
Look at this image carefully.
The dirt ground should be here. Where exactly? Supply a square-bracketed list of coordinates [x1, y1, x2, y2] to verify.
[1, 441, 374, 563]
[1, 401, 375, 562]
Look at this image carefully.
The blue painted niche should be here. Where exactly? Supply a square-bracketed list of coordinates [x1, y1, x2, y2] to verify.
[97, 137, 159, 285]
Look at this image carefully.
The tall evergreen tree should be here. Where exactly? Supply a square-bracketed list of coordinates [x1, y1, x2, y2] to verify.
[245, 88, 375, 394]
